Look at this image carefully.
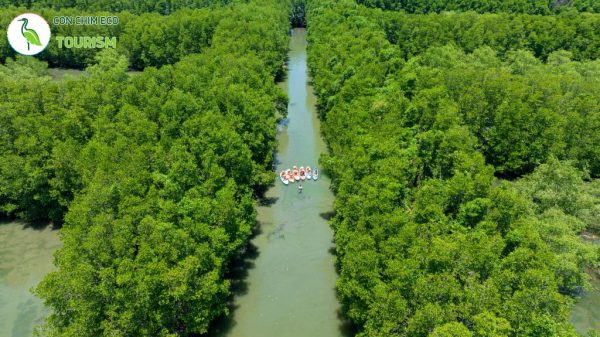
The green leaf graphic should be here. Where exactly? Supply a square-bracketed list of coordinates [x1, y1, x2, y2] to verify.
[23, 30, 42, 46]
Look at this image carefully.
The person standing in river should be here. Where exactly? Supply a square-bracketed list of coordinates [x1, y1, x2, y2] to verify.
[298, 184, 303, 193]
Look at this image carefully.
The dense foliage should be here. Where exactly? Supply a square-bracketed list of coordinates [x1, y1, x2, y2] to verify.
[0, 0, 236, 14]
[379, 11, 600, 61]
[307, 1, 600, 336]
[0, 7, 225, 69]
[398, 46, 600, 177]
[2, 0, 599, 335]
[355, 0, 600, 14]
[1, 1, 288, 336]
[290, 0, 307, 27]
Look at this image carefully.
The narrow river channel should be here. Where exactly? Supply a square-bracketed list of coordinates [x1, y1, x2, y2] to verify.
[211, 28, 345, 337]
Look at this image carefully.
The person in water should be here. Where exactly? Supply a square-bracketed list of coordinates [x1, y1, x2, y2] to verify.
[298, 184, 303, 193]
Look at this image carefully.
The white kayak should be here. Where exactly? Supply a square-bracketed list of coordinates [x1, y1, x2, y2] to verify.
[285, 169, 294, 183]
[305, 166, 312, 179]
[312, 168, 319, 180]
[280, 171, 289, 185]
[293, 169, 300, 181]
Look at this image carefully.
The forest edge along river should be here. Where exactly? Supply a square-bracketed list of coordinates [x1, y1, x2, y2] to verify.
[571, 236, 600, 335]
[209, 28, 348, 337]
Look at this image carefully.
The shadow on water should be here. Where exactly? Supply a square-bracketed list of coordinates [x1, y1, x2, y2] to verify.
[203, 218, 264, 337]
[0, 216, 55, 231]
[328, 246, 337, 256]
[320, 210, 335, 221]
[22, 221, 56, 231]
[259, 196, 279, 207]
[0, 214, 19, 226]
[337, 311, 357, 337]
[228, 242, 260, 297]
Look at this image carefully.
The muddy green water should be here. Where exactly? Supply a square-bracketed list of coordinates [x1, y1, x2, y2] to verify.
[571, 239, 600, 335]
[0, 221, 60, 337]
[48, 68, 85, 81]
[211, 28, 345, 337]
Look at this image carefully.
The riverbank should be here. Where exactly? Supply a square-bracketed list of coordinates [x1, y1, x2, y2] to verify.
[571, 238, 600, 335]
[0, 221, 60, 337]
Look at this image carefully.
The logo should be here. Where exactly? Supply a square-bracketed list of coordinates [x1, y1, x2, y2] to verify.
[7, 13, 51, 56]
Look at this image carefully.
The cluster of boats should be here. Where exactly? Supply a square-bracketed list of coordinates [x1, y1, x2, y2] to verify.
[279, 165, 319, 185]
